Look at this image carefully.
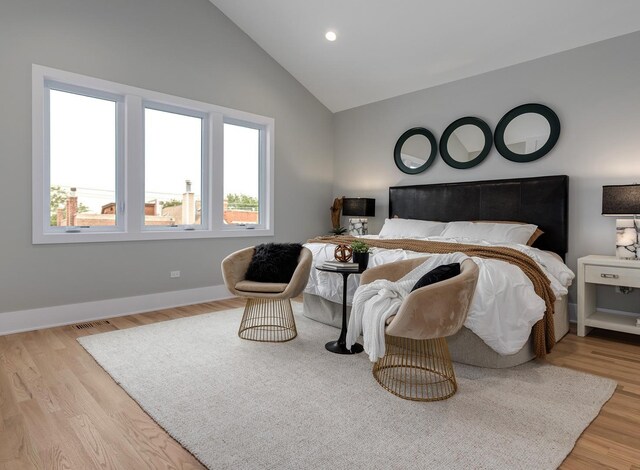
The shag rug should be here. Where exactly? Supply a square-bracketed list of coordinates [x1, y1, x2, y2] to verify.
[78, 303, 615, 470]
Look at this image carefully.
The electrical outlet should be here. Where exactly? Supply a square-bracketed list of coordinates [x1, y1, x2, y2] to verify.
[615, 286, 633, 294]
[170, 270, 181, 278]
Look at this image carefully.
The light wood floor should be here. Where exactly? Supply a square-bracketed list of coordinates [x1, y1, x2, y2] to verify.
[0, 298, 638, 469]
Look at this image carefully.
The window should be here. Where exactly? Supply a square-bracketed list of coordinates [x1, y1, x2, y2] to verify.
[33, 65, 274, 243]
[47, 85, 123, 231]
[223, 121, 262, 226]
[144, 105, 206, 228]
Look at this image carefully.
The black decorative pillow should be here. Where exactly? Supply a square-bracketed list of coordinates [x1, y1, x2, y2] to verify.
[245, 243, 303, 283]
[411, 263, 461, 292]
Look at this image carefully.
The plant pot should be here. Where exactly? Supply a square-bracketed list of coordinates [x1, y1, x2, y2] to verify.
[353, 252, 369, 271]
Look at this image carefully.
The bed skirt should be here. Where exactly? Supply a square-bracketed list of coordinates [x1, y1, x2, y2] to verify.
[302, 294, 569, 368]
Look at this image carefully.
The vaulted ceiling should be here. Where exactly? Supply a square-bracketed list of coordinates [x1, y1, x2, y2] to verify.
[210, 0, 640, 112]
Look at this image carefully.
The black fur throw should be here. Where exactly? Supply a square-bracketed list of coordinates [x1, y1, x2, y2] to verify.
[245, 243, 303, 283]
[411, 263, 461, 292]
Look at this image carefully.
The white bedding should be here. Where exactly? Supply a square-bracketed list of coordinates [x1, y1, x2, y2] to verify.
[304, 236, 574, 356]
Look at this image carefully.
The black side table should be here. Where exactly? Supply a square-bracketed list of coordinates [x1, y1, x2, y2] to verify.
[315, 266, 365, 354]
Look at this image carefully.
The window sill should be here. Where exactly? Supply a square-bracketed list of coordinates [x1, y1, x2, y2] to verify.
[32, 227, 274, 244]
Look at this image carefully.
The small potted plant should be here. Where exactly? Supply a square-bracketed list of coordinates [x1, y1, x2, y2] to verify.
[351, 240, 370, 271]
[329, 226, 347, 236]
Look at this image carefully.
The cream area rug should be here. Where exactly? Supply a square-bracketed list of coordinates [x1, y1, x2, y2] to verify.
[78, 303, 615, 470]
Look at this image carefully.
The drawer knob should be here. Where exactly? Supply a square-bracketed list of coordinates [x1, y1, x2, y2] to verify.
[601, 273, 619, 279]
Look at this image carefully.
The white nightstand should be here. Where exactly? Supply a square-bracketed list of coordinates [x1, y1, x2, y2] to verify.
[577, 255, 640, 337]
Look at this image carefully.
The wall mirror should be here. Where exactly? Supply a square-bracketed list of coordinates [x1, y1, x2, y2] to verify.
[494, 103, 560, 162]
[394, 127, 437, 174]
[439, 117, 492, 169]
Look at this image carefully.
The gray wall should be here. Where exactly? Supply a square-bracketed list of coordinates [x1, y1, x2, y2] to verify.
[333, 31, 640, 308]
[0, 0, 334, 313]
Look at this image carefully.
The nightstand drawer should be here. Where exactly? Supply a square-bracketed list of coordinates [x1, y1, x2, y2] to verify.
[585, 264, 640, 288]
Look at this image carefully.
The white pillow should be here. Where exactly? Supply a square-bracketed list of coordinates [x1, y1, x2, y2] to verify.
[440, 221, 538, 245]
[378, 218, 446, 238]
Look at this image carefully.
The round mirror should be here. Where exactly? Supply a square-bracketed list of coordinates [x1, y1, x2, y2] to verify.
[494, 103, 560, 162]
[394, 127, 437, 174]
[439, 117, 492, 169]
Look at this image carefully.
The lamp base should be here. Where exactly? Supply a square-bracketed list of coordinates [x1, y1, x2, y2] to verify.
[348, 218, 368, 237]
[616, 219, 639, 260]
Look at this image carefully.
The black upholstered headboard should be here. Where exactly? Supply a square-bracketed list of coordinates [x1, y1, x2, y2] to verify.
[389, 175, 569, 258]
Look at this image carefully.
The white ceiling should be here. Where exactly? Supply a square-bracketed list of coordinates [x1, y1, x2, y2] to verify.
[210, 0, 640, 113]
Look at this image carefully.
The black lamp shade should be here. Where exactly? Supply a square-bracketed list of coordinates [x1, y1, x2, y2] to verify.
[602, 184, 640, 216]
[342, 198, 375, 217]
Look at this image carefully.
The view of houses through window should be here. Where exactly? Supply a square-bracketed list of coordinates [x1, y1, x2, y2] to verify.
[144, 106, 203, 227]
[48, 90, 260, 228]
[50, 184, 259, 227]
[223, 122, 261, 225]
[48, 88, 118, 227]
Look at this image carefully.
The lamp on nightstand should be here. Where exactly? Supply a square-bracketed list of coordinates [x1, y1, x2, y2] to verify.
[342, 198, 375, 236]
[602, 184, 640, 259]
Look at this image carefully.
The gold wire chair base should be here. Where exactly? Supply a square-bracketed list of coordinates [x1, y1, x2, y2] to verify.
[372, 334, 457, 401]
[238, 298, 297, 342]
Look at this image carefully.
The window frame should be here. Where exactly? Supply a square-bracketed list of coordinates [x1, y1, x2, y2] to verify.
[43, 80, 126, 235]
[217, 118, 268, 232]
[142, 101, 210, 232]
[32, 65, 274, 244]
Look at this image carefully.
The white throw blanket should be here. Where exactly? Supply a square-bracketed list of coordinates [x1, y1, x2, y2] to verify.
[346, 253, 471, 361]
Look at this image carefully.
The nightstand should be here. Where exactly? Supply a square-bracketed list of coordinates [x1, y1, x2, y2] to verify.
[577, 255, 640, 337]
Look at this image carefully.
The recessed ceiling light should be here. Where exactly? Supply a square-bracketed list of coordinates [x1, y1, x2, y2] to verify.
[325, 31, 337, 42]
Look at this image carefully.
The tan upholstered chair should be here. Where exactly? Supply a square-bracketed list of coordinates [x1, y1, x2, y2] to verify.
[361, 257, 479, 401]
[222, 246, 313, 342]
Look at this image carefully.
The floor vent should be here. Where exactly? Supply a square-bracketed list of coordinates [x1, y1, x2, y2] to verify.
[74, 320, 111, 330]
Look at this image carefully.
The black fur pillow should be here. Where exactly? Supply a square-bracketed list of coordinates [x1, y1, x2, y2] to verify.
[245, 243, 303, 283]
[411, 263, 461, 292]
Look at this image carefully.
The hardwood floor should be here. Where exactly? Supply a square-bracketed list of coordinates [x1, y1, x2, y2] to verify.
[548, 328, 640, 469]
[0, 299, 242, 470]
[0, 298, 638, 469]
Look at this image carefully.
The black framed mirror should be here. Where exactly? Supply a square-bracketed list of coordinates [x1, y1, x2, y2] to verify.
[494, 103, 560, 163]
[439, 117, 492, 169]
[393, 127, 437, 174]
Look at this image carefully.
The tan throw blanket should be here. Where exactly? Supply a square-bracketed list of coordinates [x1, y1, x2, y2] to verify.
[309, 235, 556, 358]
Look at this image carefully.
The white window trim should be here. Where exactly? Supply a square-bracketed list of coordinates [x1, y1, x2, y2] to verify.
[141, 100, 210, 232]
[32, 64, 274, 244]
[43, 80, 126, 235]
[216, 118, 269, 232]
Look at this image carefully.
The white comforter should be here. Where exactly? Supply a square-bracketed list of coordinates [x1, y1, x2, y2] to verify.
[304, 236, 574, 356]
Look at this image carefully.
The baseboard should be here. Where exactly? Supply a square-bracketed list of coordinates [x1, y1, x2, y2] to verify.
[0, 285, 232, 336]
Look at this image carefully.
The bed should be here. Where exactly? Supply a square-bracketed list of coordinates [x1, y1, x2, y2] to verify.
[303, 175, 571, 368]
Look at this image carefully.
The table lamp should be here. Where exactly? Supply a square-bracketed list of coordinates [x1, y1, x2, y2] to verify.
[342, 198, 375, 236]
[602, 184, 640, 259]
